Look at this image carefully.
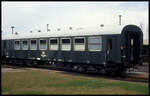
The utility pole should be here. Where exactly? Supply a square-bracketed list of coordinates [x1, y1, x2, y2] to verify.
[11, 26, 15, 34]
[57, 28, 60, 31]
[118, 15, 122, 25]
[47, 24, 50, 32]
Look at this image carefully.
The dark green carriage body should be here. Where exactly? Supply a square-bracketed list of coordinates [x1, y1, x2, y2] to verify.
[2, 25, 143, 73]
[2, 35, 122, 65]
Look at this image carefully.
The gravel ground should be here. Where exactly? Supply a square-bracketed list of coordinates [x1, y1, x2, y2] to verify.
[131, 63, 149, 73]
[1, 67, 62, 73]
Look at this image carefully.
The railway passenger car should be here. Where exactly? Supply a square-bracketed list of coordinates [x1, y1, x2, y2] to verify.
[1, 24, 143, 75]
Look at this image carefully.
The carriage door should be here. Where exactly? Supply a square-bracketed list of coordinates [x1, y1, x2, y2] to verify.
[106, 38, 112, 62]
[124, 31, 141, 67]
[130, 32, 140, 65]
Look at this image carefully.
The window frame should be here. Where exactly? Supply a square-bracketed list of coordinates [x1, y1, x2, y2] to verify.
[14, 40, 21, 50]
[30, 39, 37, 50]
[61, 38, 71, 51]
[39, 39, 47, 50]
[88, 36, 102, 51]
[49, 38, 59, 50]
[22, 40, 29, 50]
[73, 37, 85, 51]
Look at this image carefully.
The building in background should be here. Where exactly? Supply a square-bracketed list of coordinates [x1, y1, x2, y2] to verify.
[142, 39, 149, 62]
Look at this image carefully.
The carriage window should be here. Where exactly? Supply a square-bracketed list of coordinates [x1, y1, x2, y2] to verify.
[30, 40, 37, 50]
[88, 37, 102, 51]
[22, 40, 28, 50]
[50, 39, 57, 44]
[74, 37, 85, 51]
[62, 39, 70, 44]
[39, 39, 47, 50]
[49, 38, 58, 50]
[61, 38, 71, 51]
[75, 38, 84, 44]
[14, 40, 20, 50]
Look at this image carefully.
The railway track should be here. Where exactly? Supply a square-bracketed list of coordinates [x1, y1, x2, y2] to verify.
[124, 72, 148, 83]
[2, 64, 149, 83]
[68, 71, 149, 83]
[35, 64, 149, 83]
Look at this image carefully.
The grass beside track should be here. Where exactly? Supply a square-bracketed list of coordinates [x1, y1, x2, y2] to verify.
[2, 68, 149, 95]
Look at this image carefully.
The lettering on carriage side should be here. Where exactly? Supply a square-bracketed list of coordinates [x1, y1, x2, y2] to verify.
[32, 57, 35, 59]
[6, 56, 9, 58]
[86, 60, 90, 63]
[6, 52, 8, 55]
[37, 58, 41, 60]
[103, 62, 106, 65]
[5, 52, 9, 58]
[58, 59, 63, 61]
[68, 60, 72, 62]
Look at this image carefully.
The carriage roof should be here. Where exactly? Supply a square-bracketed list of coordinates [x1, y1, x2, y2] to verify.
[2, 25, 125, 40]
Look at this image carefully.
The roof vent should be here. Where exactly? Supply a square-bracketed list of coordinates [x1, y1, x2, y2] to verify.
[100, 24, 104, 27]
[15, 32, 18, 35]
[57, 28, 61, 31]
[69, 27, 73, 30]
[76, 27, 83, 30]
[30, 31, 33, 33]
[38, 30, 41, 32]
[47, 29, 51, 32]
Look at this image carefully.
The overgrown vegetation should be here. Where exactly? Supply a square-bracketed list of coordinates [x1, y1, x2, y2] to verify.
[2, 70, 148, 95]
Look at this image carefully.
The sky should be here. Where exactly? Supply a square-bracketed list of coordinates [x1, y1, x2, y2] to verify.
[2, 1, 149, 39]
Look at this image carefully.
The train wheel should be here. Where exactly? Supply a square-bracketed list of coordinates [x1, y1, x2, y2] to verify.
[74, 65, 86, 73]
[105, 68, 113, 75]
[114, 69, 127, 76]
[66, 64, 73, 72]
